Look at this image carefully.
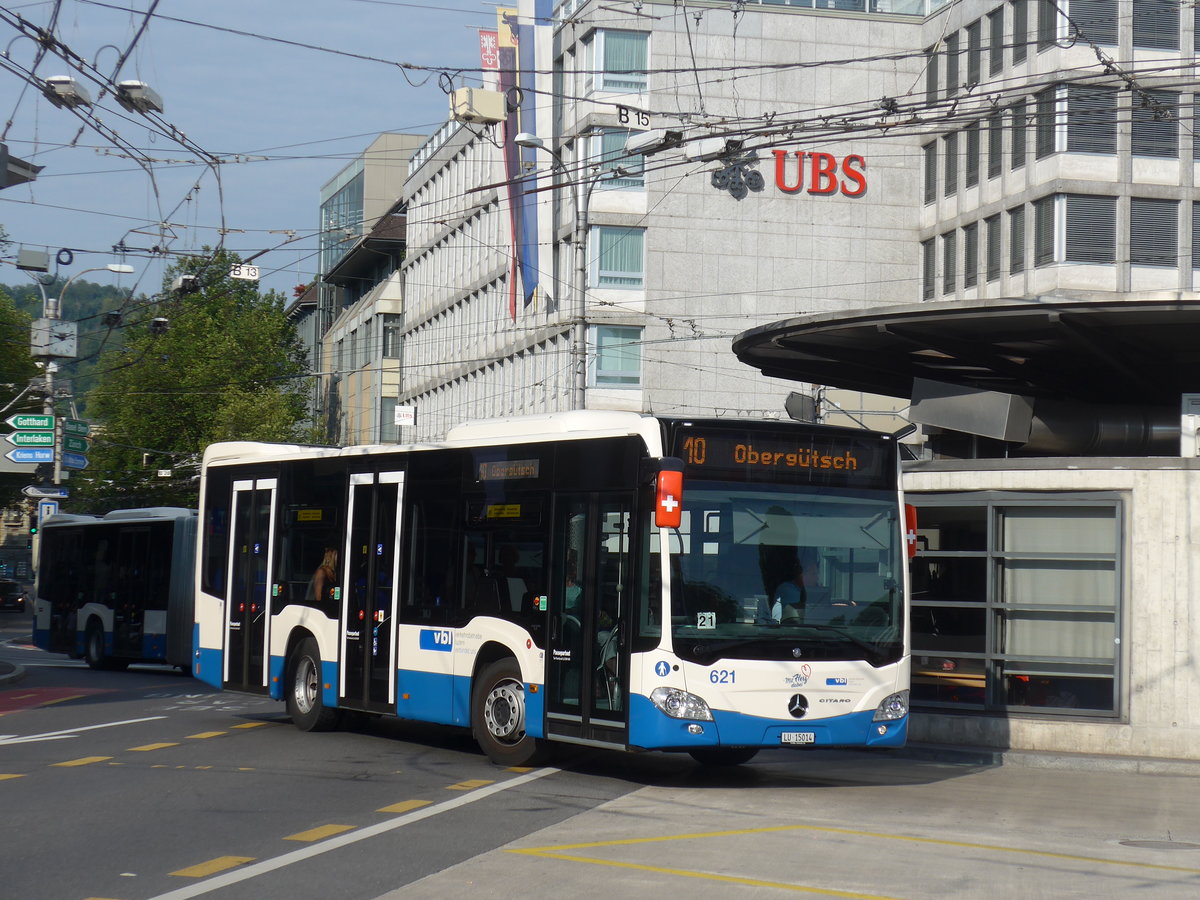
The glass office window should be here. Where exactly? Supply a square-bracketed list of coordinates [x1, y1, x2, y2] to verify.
[911, 497, 1121, 716]
[592, 226, 645, 287]
[591, 325, 642, 386]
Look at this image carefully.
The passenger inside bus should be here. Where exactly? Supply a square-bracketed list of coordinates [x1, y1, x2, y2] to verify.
[305, 547, 338, 606]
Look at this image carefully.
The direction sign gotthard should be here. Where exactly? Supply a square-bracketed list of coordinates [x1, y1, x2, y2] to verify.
[5, 413, 54, 430]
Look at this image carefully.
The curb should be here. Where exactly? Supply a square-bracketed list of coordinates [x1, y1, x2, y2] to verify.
[0, 662, 26, 686]
[895, 740, 1200, 777]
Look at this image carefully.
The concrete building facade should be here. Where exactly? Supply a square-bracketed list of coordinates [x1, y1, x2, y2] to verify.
[300, 0, 1200, 759]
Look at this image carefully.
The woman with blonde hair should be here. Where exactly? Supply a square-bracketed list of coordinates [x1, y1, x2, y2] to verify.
[306, 546, 338, 605]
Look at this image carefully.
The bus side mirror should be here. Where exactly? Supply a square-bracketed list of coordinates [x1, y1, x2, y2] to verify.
[655, 459, 684, 529]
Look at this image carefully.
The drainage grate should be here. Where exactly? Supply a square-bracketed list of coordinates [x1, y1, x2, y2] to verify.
[1119, 840, 1200, 851]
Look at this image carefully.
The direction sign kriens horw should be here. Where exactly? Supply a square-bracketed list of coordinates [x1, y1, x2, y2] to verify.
[6, 447, 54, 464]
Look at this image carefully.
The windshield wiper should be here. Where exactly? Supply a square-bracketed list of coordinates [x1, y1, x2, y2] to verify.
[788, 622, 890, 664]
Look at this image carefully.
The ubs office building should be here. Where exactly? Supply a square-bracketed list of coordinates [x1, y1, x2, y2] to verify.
[402, 0, 1200, 761]
[727, 0, 1200, 760]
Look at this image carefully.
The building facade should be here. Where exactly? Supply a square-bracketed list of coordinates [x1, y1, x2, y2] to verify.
[301, 0, 1200, 758]
[314, 133, 423, 444]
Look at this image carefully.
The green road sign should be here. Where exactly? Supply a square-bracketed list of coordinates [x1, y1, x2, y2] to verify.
[5, 431, 55, 447]
[63, 418, 90, 437]
[4, 413, 53, 430]
[63, 435, 90, 453]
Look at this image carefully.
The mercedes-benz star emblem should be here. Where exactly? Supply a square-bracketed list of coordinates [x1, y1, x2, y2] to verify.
[788, 693, 808, 719]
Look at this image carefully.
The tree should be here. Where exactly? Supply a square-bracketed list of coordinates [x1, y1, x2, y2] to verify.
[77, 249, 310, 508]
[0, 286, 39, 507]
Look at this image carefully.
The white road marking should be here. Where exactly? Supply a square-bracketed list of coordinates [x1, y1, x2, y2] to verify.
[0, 716, 167, 746]
[145, 766, 562, 900]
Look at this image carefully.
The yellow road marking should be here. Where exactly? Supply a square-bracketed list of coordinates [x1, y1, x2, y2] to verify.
[377, 799, 432, 814]
[446, 779, 494, 791]
[514, 822, 1200, 877]
[0, 774, 25, 781]
[231, 722, 268, 729]
[284, 824, 355, 842]
[170, 856, 255, 878]
[507, 766, 534, 773]
[52, 756, 112, 767]
[40, 694, 85, 706]
[129, 742, 179, 752]
[511, 849, 898, 898]
[188, 731, 226, 739]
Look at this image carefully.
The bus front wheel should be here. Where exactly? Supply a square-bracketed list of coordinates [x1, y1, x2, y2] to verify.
[286, 637, 339, 732]
[472, 658, 548, 767]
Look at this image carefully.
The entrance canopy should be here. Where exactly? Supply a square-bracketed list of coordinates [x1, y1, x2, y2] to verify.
[733, 299, 1200, 407]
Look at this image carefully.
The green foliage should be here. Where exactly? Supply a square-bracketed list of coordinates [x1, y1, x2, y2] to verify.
[76, 249, 309, 508]
[0, 287, 39, 507]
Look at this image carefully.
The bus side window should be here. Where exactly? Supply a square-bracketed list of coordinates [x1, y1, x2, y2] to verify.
[403, 500, 456, 625]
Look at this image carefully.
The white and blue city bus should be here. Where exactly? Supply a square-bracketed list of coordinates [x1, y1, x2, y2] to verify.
[193, 411, 911, 765]
[34, 507, 197, 670]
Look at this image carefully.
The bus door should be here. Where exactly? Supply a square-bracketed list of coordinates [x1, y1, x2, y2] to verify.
[112, 526, 149, 657]
[225, 478, 277, 692]
[340, 471, 404, 712]
[546, 493, 632, 745]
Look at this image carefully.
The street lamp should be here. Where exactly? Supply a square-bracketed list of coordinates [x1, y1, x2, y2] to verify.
[34, 263, 135, 483]
[514, 132, 603, 411]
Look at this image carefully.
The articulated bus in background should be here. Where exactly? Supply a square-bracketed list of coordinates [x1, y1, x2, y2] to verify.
[34, 508, 197, 670]
[193, 411, 912, 766]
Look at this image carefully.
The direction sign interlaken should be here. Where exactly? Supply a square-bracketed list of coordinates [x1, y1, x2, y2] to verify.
[5, 431, 55, 447]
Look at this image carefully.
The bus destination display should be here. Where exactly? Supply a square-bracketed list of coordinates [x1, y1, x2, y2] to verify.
[675, 427, 892, 488]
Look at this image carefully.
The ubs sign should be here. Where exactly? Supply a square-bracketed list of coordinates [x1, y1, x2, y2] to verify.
[772, 150, 867, 197]
[710, 149, 868, 199]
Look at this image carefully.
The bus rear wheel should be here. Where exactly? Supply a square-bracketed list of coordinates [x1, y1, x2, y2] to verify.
[688, 746, 760, 766]
[84, 621, 125, 670]
[472, 658, 548, 767]
[286, 636, 340, 732]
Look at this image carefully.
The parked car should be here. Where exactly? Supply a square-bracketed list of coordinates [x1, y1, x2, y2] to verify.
[0, 579, 26, 612]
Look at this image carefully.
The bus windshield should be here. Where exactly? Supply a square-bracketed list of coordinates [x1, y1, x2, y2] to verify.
[667, 480, 903, 666]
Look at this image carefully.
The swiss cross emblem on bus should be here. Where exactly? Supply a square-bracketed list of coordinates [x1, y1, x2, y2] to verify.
[905, 504, 919, 557]
[655, 462, 684, 529]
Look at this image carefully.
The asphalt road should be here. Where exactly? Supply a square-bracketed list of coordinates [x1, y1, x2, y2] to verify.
[5, 611, 1200, 900]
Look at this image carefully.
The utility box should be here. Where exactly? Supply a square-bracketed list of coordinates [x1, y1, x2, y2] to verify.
[450, 88, 505, 125]
[1181, 394, 1200, 457]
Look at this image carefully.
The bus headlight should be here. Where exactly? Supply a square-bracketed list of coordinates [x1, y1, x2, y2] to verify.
[650, 686, 714, 721]
[873, 690, 909, 722]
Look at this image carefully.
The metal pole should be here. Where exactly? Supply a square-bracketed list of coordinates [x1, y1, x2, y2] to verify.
[573, 177, 587, 410]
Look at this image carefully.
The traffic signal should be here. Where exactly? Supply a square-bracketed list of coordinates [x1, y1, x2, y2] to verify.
[28, 513, 38, 536]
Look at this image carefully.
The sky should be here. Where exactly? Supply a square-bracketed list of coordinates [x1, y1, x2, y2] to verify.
[0, 0, 492, 301]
